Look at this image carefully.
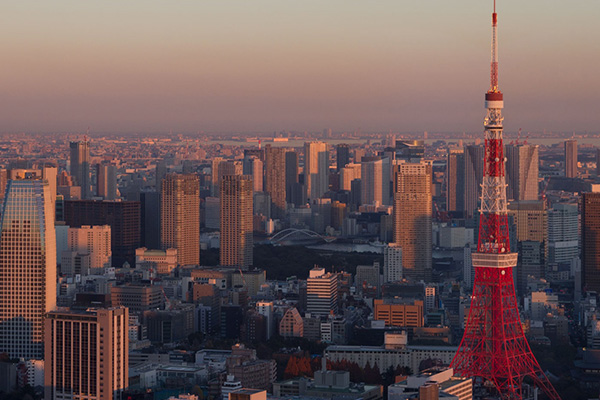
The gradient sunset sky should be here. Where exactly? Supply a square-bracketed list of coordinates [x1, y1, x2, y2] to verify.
[1, 0, 598, 134]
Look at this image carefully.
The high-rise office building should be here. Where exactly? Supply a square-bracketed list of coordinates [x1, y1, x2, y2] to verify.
[463, 145, 485, 218]
[306, 268, 338, 316]
[383, 243, 402, 283]
[219, 160, 243, 184]
[140, 191, 161, 249]
[220, 175, 253, 269]
[243, 156, 263, 193]
[504, 144, 539, 201]
[393, 162, 432, 282]
[8, 167, 57, 220]
[0, 169, 7, 202]
[256, 301, 274, 340]
[446, 149, 465, 213]
[547, 203, 579, 264]
[96, 164, 117, 200]
[205, 196, 221, 229]
[210, 157, 224, 197]
[70, 140, 91, 199]
[304, 142, 329, 202]
[244, 148, 265, 161]
[508, 201, 547, 243]
[155, 160, 167, 193]
[44, 307, 129, 400]
[161, 174, 200, 266]
[285, 150, 301, 206]
[264, 145, 287, 219]
[61, 225, 112, 275]
[339, 163, 361, 192]
[361, 157, 390, 206]
[564, 139, 578, 178]
[582, 192, 600, 292]
[63, 200, 141, 267]
[395, 140, 425, 162]
[0, 178, 56, 359]
[508, 200, 547, 293]
[336, 144, 350, 171]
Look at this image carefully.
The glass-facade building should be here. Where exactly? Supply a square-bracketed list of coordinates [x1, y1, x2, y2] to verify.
[0, 178, 56, 359]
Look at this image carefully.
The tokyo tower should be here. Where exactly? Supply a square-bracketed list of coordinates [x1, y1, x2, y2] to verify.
[450, 1, 561, 399]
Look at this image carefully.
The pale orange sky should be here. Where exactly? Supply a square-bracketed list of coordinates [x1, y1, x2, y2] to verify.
[0, 0, 598, 134]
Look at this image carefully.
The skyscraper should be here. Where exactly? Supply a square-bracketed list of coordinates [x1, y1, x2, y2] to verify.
[564, 139, 578, 178]
[161, 174, 200, 266]
[155, 160, 167, 193]
[96, 164, 117, 200]
[336, 144, 350, 171]
[383, 243, 402, 283]
[446, 149, 465, 213]
[339, 163, 362, 192]
[62, 225, 112, 275]
[304, 141, 329, 202]
[393, 162, 432, 282]
[508, 200, 547, 293]
[63, 199, 141, 267]
[264, 145, 287, 219]
[361, 157, 390, 206]
[395, 140, 425, 162]
[504, 144, 539, 201]
[243, 156, 263, 193]
[70, 140, 91, 199]
[285, 150, 299, 205]
[211, 157, 224, 197]
[0, 178, 56, 359]
[0, 169, 7, 202]
[463, 145, 485, 218]
[582, 192, 600, 292]
[44, 307, 129, 400]
[220, 175, 253, 269]
[547, 203, 579, 264]
[508, 201, 547, 243]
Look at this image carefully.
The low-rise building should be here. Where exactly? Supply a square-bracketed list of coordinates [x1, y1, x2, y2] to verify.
[273, 368, 382, 400]
[229, 388, 267, 400]
[374, 299, 424, 328]
[325, 333, 456, 374]
[136, 247, 178, 275]
[388, 367, 472, 400]
[279, 308, 304, 338]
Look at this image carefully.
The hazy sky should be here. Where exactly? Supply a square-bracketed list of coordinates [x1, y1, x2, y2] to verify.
[1, 0, 598, 134]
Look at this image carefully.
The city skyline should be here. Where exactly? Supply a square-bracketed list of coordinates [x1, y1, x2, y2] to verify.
[1, 0, 599, 134]
[0, 1, 598, 399]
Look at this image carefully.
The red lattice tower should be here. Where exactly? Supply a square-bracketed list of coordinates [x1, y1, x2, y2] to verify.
[450, 2, 561, 399]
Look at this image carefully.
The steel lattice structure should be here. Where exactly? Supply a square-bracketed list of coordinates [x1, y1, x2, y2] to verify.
[450, 2, 561, 399]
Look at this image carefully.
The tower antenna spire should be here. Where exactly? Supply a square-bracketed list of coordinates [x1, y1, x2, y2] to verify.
[490, 0, 499, 92]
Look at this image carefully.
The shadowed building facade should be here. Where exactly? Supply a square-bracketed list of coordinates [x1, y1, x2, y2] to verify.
[64, 200, 140, 267]
[582, 192, 600, 292]
[446, 149, 464, 213]
[564, 139, 577, 178]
